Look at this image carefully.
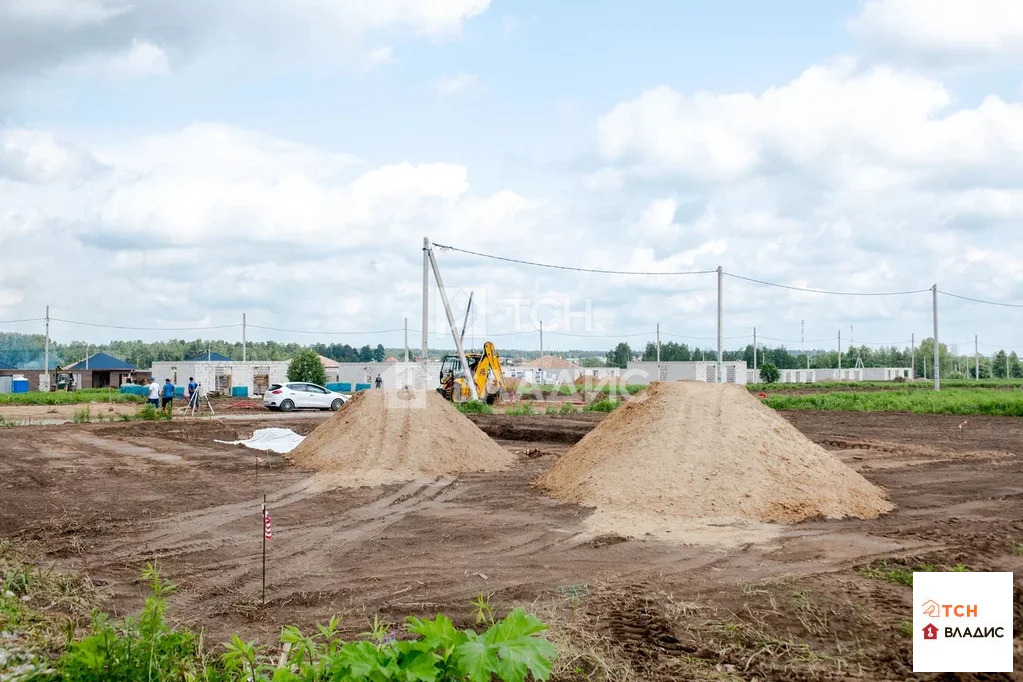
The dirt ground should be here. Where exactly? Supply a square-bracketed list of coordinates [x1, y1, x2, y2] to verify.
[1, 410, 1021, 680]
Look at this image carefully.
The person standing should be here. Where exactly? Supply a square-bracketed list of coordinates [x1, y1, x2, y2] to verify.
[147, 378, 161, 407]
[375, 374, 383, 389]
[187, 377, 199, 409]
[161, 378, 175, 410]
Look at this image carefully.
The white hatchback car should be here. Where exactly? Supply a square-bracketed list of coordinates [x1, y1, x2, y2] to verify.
[264, 383, 349, 412]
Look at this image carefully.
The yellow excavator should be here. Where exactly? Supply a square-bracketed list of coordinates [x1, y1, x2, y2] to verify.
[438, 341, 505, 404]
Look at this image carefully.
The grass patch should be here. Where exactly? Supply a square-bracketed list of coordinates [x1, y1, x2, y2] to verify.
[858, 559, 968, 586]
[585, 399, 621, 413]
[1012, 541, 1023, 557]
[117, 404, 172, 422]
[504, 402, 535, 416]
[0, 389, 145, 406]
[515, 384, 646, 397]
[763, 388, 1023, 416]
[70, 406, 91, 424]
[897, 620, 913, 638]
[749, 378, 1023, 392]
[455, 400, 493, 415]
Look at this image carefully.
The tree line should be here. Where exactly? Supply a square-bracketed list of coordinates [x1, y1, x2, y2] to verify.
[604, 339, 1023, 379]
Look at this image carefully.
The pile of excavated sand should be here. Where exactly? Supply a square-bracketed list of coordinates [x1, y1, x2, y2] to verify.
[287, 389, 514, 486]
[539, 382, 892, 530]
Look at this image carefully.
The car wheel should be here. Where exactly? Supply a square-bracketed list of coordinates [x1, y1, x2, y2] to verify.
[280, 399, 295, 413]
[330, 398, 343, 411]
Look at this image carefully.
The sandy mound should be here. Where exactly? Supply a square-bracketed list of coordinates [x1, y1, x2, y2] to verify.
[539, 382, 892, 527]
[288, 389, 514, 486]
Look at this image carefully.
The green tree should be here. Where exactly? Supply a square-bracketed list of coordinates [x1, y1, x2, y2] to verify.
[373, 344, 386, 362]
[759, 361, 780, 384]
[287, 348, 327, 385]
[605, 342, 632, 369]
[993, 350, 1008, 378]
[579, 356, 606, 368]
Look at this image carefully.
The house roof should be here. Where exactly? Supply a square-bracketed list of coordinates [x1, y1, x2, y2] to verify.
[318, 354, 340, 368]
[187, 351, 233, 362]
[523, 355, 581, 370]
[385, 356, 399, 363]
[66, 352, 137, 371]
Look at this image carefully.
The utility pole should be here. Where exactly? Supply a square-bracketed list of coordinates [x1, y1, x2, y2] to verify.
[86, 344, 89, 370]
[975, 335, 979, 380]
[242, 313, 247, 362]
[656, 323, 661, 363]
[911, 333, 915, 380]
[422, 237, 429, 365]
[426, 243, 478, 401]
[932, 284, 940, 391]
[716, 265, 723, 383]
[838, 329, 842, 375]
[753, 327, 757, 371]
[404, 317, 409, 363]
[539, 320, 544, 383]
[801, 319, 806, 369]
[1007, 352, 1011, 379]
[43, 305, 50, 391]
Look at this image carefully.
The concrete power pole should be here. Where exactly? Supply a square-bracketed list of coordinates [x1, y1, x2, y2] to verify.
[422, 237, 430, 366]
[975, 335, 979, 380]
[539, 320, 544, 383]
[426, 244, 478, 402]
[753, 327, 757, 372]
[656, 323, 661, 363]
[43, 305, 50, 391]
[911, 333, 915, 380]
[932, 284, 940, 391]
[716, 266, 723, 383]
[404, 317, 409, 363]
[242, 313, 247, 362]
[838, 329, 842, 374]
[801, 319, 807, 369]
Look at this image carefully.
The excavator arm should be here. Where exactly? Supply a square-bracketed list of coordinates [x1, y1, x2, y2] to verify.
[473, 341, 504, 404]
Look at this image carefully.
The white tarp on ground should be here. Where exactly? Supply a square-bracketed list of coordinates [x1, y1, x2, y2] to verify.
[215, 428, 305, 453]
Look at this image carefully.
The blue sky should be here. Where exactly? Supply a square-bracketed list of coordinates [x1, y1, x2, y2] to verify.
[3, 0, 1023, 355]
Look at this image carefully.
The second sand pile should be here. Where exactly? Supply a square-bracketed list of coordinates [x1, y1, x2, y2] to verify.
[539, 381, 892, 526]
[288, 389, 514, 485]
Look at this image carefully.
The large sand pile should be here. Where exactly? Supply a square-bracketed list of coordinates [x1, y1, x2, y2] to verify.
[288, 389, 514, 485]
[539, 382, 892, 528]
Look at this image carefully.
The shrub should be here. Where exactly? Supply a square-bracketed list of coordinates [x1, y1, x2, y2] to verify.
[585, 399, 621, 412]
[456, 400, 493, 415]
[288, 348, 328, 385]
[559, 402, 578, 414]
[71, 406, 91, 424]
[759, 362, 781, 384]
[135, 404, 172, 421]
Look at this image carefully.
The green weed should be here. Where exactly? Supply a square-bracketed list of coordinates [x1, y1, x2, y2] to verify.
[71, 406, 91, 424]
[585, 399, 621, 413]
[858, 559, 968, 586]
[897, 621, 913, 637]
[455, 400, 493, 415]
[764, 388, 1023, 416]
[505, 403, 535, 416]
[0, 389, 144, 406]
[1013, 542, 1023, 557]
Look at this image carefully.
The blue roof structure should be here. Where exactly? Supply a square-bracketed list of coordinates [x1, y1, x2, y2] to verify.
[0, 360, 14, 370]
[66, 352, 137, 371]
[188, 351, 233, 362]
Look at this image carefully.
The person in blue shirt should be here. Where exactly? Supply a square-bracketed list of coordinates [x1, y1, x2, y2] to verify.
[187, 377, 199, 408]
[161, 379, 175, 410]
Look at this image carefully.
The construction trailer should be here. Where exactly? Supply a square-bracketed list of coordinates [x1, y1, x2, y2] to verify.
[626, 361, 749, 385]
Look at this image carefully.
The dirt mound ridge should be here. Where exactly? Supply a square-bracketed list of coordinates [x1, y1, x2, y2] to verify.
[539, 382, 892, 525]
[288, 390, 514, 485]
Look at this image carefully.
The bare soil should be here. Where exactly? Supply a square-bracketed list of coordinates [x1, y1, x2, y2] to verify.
[1, 409, 1021, 680]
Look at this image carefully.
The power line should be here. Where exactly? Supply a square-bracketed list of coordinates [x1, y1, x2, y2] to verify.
[248, 324, 404, 336]
[52, 318, 243, 331]
[432, 243, 716, 276]
[939, 290, 1023, 308]
[724, 273, 930, 296]
[661, 331, 750, 341]
[0, 318, 45, 324]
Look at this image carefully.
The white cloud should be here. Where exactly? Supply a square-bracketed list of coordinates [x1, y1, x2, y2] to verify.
[106, 39, 169, 76]
[1, 0, 130, 27]
[849, 0, 1023, 60]
[365, 46, 397, 67]
[435, 72, 478, 95]
[580, 167, 623, 192]
[598, 62, 1023, 184]
[0, 129, 95, 182]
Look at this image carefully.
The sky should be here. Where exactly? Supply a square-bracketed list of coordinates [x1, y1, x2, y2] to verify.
[3, 0, 1023, 356]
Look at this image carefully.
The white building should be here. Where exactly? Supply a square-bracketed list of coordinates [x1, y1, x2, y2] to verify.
[747, 367, 913, 383]
[149, 360, 290, 396]
[626, 360, 749, 385]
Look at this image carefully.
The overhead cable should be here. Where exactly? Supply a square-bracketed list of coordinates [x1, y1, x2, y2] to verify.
[724, 273, 930, 296]
[938, 291, 1023, 308]
[432, 243, 715, 276]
